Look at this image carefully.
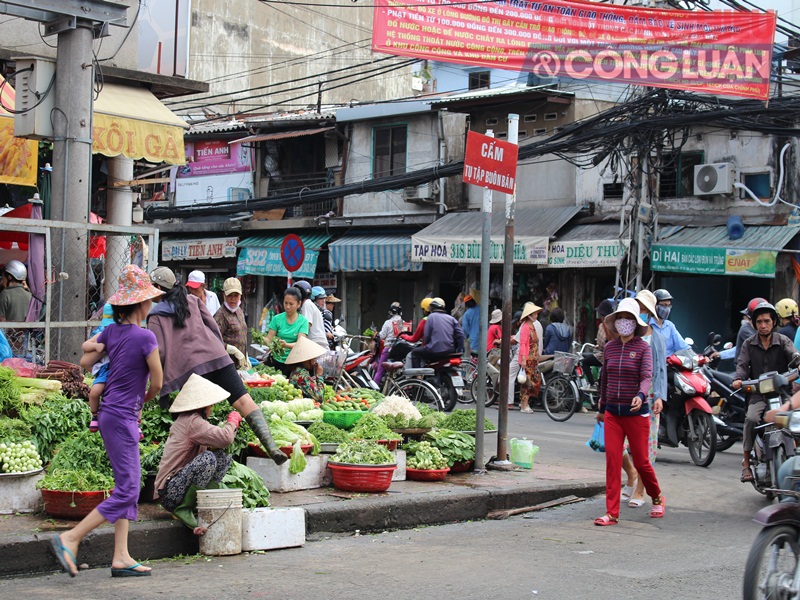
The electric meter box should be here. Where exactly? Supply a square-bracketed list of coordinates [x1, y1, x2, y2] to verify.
[13, 57, 55, 140]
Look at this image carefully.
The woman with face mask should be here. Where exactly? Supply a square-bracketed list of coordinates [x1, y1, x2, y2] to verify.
[649, 288, 690, 357]
[594, 297, 665, 526]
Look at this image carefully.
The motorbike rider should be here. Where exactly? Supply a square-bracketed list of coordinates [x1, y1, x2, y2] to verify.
[373, 302, 405, 384]
[732, 301, 800, 483]
[648, 289, 689, 357]
[735, 298, 764, 361]
[400, 297, 432, 369]
[776, 298, 800, 342]
[408, 297, 464, 368]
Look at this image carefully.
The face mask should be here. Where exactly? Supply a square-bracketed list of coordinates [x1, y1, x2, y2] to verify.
[615, 318, 636, 337]
[640, 313, 650, 323]
[656, 305, 671, 320]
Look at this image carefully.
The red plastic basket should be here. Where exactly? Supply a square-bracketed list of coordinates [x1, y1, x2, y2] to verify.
[327, 463, 396, 492]
[376, 439, 400, 451]
[41, 489, 110, 519]
[448, 460, 474, 474]
[406, 467, 450, 482]
[279, 444, 313, 458]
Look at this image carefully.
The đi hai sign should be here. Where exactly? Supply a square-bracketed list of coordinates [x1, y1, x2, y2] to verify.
[650, 244, 777, 278]
[462, 130, 519, 194]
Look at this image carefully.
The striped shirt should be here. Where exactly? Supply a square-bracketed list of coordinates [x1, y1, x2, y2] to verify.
[599, 336, 653, 417]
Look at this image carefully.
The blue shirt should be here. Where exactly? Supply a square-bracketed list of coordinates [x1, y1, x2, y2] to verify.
[461, 305, 480, 344]
[649, 317, 689, 357]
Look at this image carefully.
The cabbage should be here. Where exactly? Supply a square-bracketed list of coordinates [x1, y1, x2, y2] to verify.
[297, 409, 323, 421]
[288, 441, 307, 474]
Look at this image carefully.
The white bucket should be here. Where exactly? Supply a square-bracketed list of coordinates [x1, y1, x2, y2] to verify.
[197, 488, 243, 556]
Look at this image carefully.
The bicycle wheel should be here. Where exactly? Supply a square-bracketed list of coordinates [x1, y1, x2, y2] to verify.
[459, 361, 478, 400]
[470, 373, 497, 407]
[542, 374, 580, 422]
[394, 378, 444, 411]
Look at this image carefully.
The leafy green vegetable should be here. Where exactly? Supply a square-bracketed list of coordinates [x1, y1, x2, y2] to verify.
[406, 441, 448, 470]
[307, 421, 350, 443]
[20, 393, 92, 463]
[0, 416, 32, 442]
[439, 409, 495, 432]
[140, 401, 174, 445]
[38, 430, 115, 491]
[424, 429, 476, 466]
[265, 420, 319, 454]
[288, 441, 307, 474]
[0, 366, 22, 416]
[349, 413, 402, 441]
[221, 460, 271, 509]
[140, 441, 164, 474]
[250, 328, 265, 345]
[331, 440, 395, 465]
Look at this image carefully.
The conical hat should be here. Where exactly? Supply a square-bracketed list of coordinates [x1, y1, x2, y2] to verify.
[169, 374, 230, 413]
[285, 336, 327, 365]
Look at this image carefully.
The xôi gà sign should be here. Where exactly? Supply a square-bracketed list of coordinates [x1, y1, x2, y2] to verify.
[547, 239, 629, 268]
[462, 130, 519, 194]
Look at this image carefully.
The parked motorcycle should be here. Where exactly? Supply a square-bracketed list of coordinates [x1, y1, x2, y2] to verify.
[659, 346, 718, 467]
[743, 409, 800, 600]
[386, 339, 465, 411]
[703, 357, 747, 452]
[740, 369, 798, 500]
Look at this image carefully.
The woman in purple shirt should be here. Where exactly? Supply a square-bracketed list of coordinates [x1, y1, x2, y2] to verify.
[50, 265, 164, 577]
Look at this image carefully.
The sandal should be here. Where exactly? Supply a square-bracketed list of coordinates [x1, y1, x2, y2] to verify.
[594, 514, 618, 526]
[650, 495, 665, 518]
[620, 485, 634, 502]
[741, 467, 754, 483]
[628, 497, 645, 508]
[520, 407, 534, 414]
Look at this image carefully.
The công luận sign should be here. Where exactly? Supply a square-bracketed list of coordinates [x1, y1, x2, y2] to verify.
[373, 0, 776, 101]
[463, 130, 519, 194]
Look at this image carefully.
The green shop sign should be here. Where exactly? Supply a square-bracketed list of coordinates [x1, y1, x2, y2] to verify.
[651, 245, 777, 278]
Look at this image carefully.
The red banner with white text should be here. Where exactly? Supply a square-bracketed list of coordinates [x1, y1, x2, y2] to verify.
[372, 0, 777, 100]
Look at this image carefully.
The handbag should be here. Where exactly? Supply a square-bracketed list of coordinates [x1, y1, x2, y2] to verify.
[585, 421, 605, 452]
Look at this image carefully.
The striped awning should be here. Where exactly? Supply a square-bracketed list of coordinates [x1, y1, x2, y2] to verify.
[329, 234, 422, 272]
[237, 232, 331, 279]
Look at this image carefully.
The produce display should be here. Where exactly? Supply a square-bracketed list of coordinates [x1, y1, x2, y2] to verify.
[439, 409, 496, 432]
[20, 394, 91, 463]
[264, 420, 320, 456]
[369, 394, 421, 421]
[37, 430, 115, 492]
[307, 421, 350, 444]
[348, 414, 402, 441]
[260, 398, 322, 422]
[38, 361, 90, 401]
[221, 461, 271, 509]
[0, 417, 31, 443]
[422, 429, 476, 467]
[406, 441, 448, 470]
[320, 388, 382, 412]
[248, 374, 302, 403]
[330, 439, 395, 465]
[0, 440, 42, 473]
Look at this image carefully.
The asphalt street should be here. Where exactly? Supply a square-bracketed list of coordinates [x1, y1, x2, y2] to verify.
[2, 411, 769, 599]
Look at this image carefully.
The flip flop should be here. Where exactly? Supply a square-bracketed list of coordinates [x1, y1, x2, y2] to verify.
[741, 468, 754, 483]
[650, 496, 665, 518]
[593, 514, 618, 526]
[620, 485, 634, 502]
[111, 563, 152, 578]
[49, 534, 77, 578]
[628, 498, 645, 508]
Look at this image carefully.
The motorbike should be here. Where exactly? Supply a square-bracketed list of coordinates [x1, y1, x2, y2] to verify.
[740, 369, 799, 499]
[702, 340, 748, 453]
[386, 339, 465, 411]
[743, 408, 800, 600]
[659, 343, 718, 467]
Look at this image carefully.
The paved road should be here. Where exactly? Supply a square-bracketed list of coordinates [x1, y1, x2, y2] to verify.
[4, 410, 770, 599]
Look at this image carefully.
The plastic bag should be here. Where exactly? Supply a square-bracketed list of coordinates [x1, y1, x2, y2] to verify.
[0, 330, 11, 363]
[586, 421, 605, 452]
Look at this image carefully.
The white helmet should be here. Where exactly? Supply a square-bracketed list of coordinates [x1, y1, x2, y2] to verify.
[4, 260, 26, 282]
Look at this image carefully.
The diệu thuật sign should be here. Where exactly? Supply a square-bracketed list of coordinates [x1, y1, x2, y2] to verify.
[462, 130, 519, 195]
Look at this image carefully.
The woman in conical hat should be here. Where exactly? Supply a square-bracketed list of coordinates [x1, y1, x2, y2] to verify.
[286, 336, 328, 403]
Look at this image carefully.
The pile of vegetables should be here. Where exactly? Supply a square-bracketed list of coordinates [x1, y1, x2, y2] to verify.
[222, 461, 270, 509]
[0, 417, 31, 443]
[307, 421, 350, 444]
[37, 430, 115, 492]
[260, 398, 323, 422]
[265, 420, 320, 455]
[370, 395, 421, 421]
[376, 402, 442, 430]
[38, 361, 90, 401]
[439, 409, 495, 432]
[248, 374, 302, 403]
[20, 393, 92, 463]
[250, 328, 266, 345]
[330, 439, 395, 465]
[406, 441, 448, 470]
[423, 429, 476, 467]
[348, 414, 402, 441]
[0, 440, 42, 473]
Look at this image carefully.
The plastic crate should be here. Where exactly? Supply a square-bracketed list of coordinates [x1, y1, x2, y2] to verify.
[553, 351, 579, 374]
[322, 410, 366, 429]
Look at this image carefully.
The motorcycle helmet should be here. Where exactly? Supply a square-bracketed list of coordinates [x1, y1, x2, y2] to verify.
[742, 297, 767, 316]
[293, 280, 312, 298]
[428, 297, 445, 311]
[751, 301, 778, 325]
[420, 297, 433, 312]
[388, 301, 402, 315]
[3, 260, 26, 282]
[776, 298, 799, 319]
[310, 286, 327, 300]
[653, 289, 673, 303]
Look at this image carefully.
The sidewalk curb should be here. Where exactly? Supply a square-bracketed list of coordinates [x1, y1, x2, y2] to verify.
[0, 481, 604, 578]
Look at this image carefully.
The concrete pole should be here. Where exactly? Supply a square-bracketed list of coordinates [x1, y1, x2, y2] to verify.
[50, 22, 94, 361]
[474, 129, 493, 473]
[497, 114, 519, 464]
[105, 156, 135, 300]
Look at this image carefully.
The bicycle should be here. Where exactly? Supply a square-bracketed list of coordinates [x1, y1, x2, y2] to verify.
[540, 343, 600, 422]
[379, 359, 444, 411]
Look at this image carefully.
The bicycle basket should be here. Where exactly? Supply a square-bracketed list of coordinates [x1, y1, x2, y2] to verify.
[553, 351, 578, 374]
[320, 349, 347, 379]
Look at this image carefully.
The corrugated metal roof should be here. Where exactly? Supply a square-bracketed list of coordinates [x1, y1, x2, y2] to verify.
[237, 232, 331, 250]
[417, 206, 581, 238]
[654, 225, 799, 251]
[328, 234, 422, 272]
[554, 223, 623, 242]
[229, 127, 334, 145]
[427, 84, 574, 106]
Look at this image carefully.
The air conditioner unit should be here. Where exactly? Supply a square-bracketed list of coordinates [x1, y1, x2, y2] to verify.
[693, 162, 735, 196]
[403, 183, 433, 202]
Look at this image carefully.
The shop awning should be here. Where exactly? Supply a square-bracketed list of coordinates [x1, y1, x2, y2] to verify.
[229, 127, 334, 145]
[547, 223, 629, 268]
[329, 233, 422, 272]
[651, 225, 799, 278]
[93, 83, 189, 165]
[236, 232, 331, 279]
[411, 206, 580, 264]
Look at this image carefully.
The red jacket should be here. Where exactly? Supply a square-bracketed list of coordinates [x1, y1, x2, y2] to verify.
[401, 318, 426, 344]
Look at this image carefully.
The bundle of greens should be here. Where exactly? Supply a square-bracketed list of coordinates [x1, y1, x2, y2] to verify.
[221, 460, 270, 509]
[140, 441, 164, 474]
[266, 420, 320, 454]
[250, 328, 266, 345]
[439, 409, 495, 432]
[37, 430, 114, 491]
[330, 439, 395, 465]
[209, 403, 253, 458]
[406, 441, 448, 470]
[140, 402, 174, 445]
[0, 417, 32, 443]
[349, 413, 402, 441]
[0, 366, 21, 415]
[423, 429, 476, 467]
[13, 376, 62, 405]
[307, 421, 350, 444]
[289, 441, 306, 475]
[21, 393, 92, 463]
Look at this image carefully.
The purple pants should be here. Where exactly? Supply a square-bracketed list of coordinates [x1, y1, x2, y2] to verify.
[373, 346, 392, 385]
[97, 411, 141, 523]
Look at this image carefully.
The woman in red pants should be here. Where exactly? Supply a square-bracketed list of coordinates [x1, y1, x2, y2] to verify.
[594, 297, 665, 526]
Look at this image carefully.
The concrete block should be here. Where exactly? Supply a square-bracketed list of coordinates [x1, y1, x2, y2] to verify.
[0, 470, 44, 514]
[247, 455, 327, 492]
[241, 507, 305, 552]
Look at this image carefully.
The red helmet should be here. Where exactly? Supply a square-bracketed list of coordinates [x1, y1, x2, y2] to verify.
[741, 297, 767, 317]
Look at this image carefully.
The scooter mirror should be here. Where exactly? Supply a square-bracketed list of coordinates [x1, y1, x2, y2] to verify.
[712, 333, 722, 347]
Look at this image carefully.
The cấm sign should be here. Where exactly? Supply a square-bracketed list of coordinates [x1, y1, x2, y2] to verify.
[463, 130, 519, 194]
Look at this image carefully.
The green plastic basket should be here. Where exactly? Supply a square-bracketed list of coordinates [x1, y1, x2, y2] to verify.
[322, 410, 366, 429]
